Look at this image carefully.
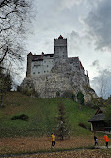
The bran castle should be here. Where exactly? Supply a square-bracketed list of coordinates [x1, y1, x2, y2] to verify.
[21, 35, 97, 102]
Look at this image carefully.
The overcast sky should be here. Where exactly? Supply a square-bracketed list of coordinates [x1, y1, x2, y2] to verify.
[24, 0, 111, 98]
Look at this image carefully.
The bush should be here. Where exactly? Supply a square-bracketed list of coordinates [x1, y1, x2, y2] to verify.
[78, 123, 87, 129]
[33, 90, 39, 97]
[22, 88, 32, 96]
[62, 90, 75, 101]
[86, 98, 104, 109]
[17, 86, 22, 92]
[71, 93, 75, 101]
[11, 114, 29, 121]
[22, 87, 39, 97]
[77, 91, 84, 105]
[56, 91, 60, 97]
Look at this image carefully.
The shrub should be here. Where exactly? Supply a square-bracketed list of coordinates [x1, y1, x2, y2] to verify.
[86, 98, 104, 109]
[11, 114, 29, 121]
[78, 123, 87, 129]
[71, 93, 75, 101]
[17, 86, 22, 92]
[34, 91, 39, 97]
[56, 91, 60, 97]
[77, 91, 84, 105]
[22, 87, 39, 97]
[23, 88, 32, 96]
[62, 90, 75, 101]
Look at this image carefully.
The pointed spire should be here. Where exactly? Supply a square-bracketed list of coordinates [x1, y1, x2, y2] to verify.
[58, 35, 63, 39]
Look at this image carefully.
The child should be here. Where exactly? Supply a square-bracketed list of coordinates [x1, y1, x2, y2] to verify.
[51, 133, 55, 149]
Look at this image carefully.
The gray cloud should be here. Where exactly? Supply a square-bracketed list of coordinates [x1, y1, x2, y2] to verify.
[68, 30, 82, 54]
[57, 0, 83, 10]
[84, 0, 111, 51]
[91, 69, 111, 98]
[91, 60, 99, 67]
[69, 31, 80, 40]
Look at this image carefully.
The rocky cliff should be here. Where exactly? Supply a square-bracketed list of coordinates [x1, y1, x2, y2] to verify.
[21, 58, 97, 103]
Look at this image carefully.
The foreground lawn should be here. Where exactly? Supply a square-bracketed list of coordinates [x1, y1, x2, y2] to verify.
[0, 136, 111, 157]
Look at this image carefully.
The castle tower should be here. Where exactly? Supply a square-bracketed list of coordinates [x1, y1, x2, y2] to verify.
[54, 35, 68, 63]
[26, 52, 32, 77]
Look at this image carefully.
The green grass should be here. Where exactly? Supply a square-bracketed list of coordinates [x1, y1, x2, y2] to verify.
[0, 92, 96, 137]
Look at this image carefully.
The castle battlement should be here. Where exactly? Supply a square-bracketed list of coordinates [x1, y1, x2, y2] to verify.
[54, 35, 67, 47]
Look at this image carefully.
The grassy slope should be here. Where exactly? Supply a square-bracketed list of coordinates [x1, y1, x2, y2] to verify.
[0, 92, 96, 137]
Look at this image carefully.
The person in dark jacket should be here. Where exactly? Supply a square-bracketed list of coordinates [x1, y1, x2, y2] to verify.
[94, 136, 98, 146]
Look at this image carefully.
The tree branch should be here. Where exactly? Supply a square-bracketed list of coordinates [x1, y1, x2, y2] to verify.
[0, 0, 11, 8]
[0, 10, 18, 19]
[0, 46, 8, 64]
[0, 26, 11, 33]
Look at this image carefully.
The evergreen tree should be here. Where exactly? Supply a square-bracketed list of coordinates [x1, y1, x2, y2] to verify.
[0, 68, 12, 107]
[55, 101, 70, 140]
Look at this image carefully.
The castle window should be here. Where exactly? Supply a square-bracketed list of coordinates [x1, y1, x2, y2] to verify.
[47, 65, 48, 67]
[33, 72, 35, 74]
[44, 71, 46, 73]
[38, 72, 40, 74]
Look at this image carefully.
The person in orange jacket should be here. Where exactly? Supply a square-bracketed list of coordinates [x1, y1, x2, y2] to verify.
[51, 133, 55, 149]
[104, 134, 109, 148]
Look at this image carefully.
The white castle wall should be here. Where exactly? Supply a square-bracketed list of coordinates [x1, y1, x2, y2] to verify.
[31, 58, 54, 77]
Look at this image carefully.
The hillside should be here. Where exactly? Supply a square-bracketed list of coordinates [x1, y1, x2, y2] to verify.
[0, 92, 96, 137]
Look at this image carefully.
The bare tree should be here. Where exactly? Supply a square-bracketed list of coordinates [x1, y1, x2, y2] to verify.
[91, 69, 111, 99]
[0, 0, 32, 68]
[99, 73, 107, 98]
[0, 0, 34, 105]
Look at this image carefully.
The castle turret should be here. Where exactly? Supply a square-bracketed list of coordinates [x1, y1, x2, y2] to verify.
[54, 35, 68, 63]
[26, 52, 32, 77]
